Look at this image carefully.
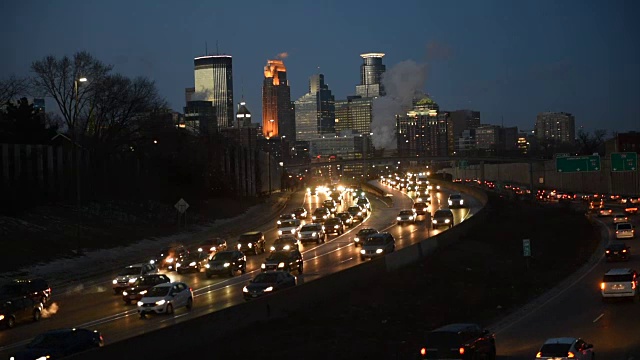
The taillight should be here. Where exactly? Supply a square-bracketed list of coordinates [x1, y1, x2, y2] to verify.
[459, 347, 465, 355]
[568, 351, 575, 358]
[606, 250, 610, 253]
[600, 282, 605, 290]
[633, 282, 636, 290]
[420, 348, 426, 356]
[536, 352, 542, 358]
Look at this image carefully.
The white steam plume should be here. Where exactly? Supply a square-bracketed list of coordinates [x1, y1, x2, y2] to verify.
[41, 302, 59, 318]
[372, 60, 428, 150]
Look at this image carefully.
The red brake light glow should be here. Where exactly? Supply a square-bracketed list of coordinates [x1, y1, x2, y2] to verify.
[568, 351, 575, 358]
[459, 347, 465, 355]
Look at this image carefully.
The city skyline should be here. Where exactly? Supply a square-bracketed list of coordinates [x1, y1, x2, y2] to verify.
[1, 0, 638, 134]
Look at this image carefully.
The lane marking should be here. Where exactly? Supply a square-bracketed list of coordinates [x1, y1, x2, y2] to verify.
[338, 257, 354, 265]
[592, 313, 604, 323]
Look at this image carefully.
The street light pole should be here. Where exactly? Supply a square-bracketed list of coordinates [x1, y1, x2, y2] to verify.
[73, 77, 87, 254]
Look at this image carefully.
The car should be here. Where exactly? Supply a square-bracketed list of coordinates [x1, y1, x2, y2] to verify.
[312, 207, 331, 222]
[347, 205, 365, 222]
[176, 251, 209, 274]
[324, 217, 345, 235]
[204, 250, 247, 278]
[276, 213, 296, 224]
[356, 197, 370, 210]
[360, 232, 395, 260]
[121, 274, 171, 305]
[236, 231, 266, 255]
[412, 202, 429, 216]
[261, 250, 303, 273]
[277, 218, 302, 238]
[601, 268, 638, 301]
[613, 213, 629, 224]
[588, 200, 604, 212]
[322, 199, 337, 213]
[535, 337, 594, 359]
[298, 223, 326, 244]
[448, 194, 465, 208]
[598, 207, 613, 217]
[306, 187, 317, 196]
[0, 278, 51, 306]
[605, 243, 630, 262]
[432, 209, 454, 229]
[0, 296, 43, 329]
[625, 202, 639, 215]
[615, 222, 635, 239]
[112, 263, 158, 294]
[418, 323, 496, 360]
[137, 282, 193, 318]
[353, 228, 378, 247]
[335, 211, 354, 227]
[270, 235, 301, 252]
[194, 238, 227, 254]
[330, 191, 342, 205]
[10, 328, 104, 360]
[242, 271, 297, 301]
[397, 209, 416, 225]
[292, 207, 309, 219]
[149, 244, 189, 271]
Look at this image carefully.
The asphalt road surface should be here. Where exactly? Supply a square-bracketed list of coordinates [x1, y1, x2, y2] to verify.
[0, 182, 483, 357]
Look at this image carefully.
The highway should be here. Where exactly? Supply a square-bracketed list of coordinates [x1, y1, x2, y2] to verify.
[0, 182, 483, 357]
[495, 208, 640, 359]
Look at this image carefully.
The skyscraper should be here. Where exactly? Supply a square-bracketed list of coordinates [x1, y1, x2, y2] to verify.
[535, 112, 575, 143]
[294, 74, 335, 141]
[355, 53, 386, 98]
[193, 55, 234, 128]
[262, 59, 294, 140]
[236, 101, 252, 128]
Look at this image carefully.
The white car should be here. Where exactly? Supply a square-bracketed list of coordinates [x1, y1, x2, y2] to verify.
[112, 263, 158, 294]
[448, 194, 465, 208]
[535, 337, 594, 359]
[137, 282, 193, 318]
[277, 218, 301, 238]
[613, 213, 628, 224]
[615, 223, 635, 239]
[601, 268, 638, 300]
[396, 210, 416, 225]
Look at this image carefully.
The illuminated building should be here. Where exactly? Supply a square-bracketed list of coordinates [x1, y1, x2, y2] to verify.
[183, 100, 216, 136]
[236, 101, 252, 128]
[294, 74, 335, 141]
[396, 96, 447, 157]
[355, 53, 386, 97]
[193, 55, 234, 128]
[262, 59, 294, 140]
[535, 112, 575, 143]
[335, 96, 373, 135]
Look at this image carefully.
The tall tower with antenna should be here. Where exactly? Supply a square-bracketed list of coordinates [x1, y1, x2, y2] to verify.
[193, 48, 234, 128]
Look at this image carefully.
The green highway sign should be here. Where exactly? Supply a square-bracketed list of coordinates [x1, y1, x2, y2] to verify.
[523, 239, 531, 257]
[611, 152, 638, 172]
[556, 155, 601, 173]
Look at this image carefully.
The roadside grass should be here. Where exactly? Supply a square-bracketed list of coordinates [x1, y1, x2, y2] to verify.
[0, 197, 260, 273]
[211, 192, 601, 359]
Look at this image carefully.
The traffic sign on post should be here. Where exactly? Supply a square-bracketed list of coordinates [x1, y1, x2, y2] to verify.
[556, 155, 601, 173]
[611, 152, 638, 172]
[523, 239, 531, 257]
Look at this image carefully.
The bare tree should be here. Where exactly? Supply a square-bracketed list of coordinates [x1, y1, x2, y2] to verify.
[576, 129, 607, 155]
[30, 51, 112, 140]
[0, 76, 29, 105]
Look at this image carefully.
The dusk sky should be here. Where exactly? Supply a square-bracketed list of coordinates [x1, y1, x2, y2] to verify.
[2, 0, 639, 134]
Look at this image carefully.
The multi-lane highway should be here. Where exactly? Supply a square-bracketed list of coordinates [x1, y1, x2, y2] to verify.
[0, 182, 483, 357]
[495, 208, 640, 359]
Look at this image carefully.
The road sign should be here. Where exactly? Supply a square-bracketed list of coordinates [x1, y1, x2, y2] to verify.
[611, 152, 638, 172]
[556, 155, 600, 173]
[174, 198, 189, 214]
[459, 160, 468, 169]
[523, 239, 531, 257]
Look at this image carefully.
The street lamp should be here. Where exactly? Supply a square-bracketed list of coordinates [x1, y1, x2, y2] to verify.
[73, 77, 87, 254]
[74, 77, 87, 102]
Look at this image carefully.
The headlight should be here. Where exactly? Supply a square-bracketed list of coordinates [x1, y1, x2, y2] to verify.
[312, 232, 317, 237]
[149, 260, 155, 264]
[137, 301, 144, 306]
[397, 217, 402, 221]
[122, 291, 128, 296]
[432, 219, 437, 224]
[270, 246, 276, 251]
[166, 257, 173, 263]
[290, 229, 296, 234]
[354, 237, 360, 242]
[197, 247, 203, 252]
[243, 286, 248, 293]
[460, 199, 464, 204]
[448, 200, 453, 205]
[223, 263, 231, 267]
[176, 263, 181, 267]
[334, 225, 339, 229]
[205, 263, 210, 268]
[277, 220, 282, 225]
[189, 261, 196, 266]
[278, 230, 283, 235]
[261, 264, 266, 269]
[358, 212, 362, 216]
[312, 216, 317, 220]
[139, 290, 147, 295]
[423, 207, 427, 211]
[283, 245, 291, 250]
[248, 243, 253, 248]
[237, 244, 241, 249]
[323, 215, 328, 219]
[128, 278, 137, 283]
[376, 249, 383, 254]
[264, 286, 274, 292]
[278, 262, 286, 268]
[155, 299, 166, 306]
[112, 280, 118, 284]
[360, 249, 365, 254]
[445, 219, 451, 223]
